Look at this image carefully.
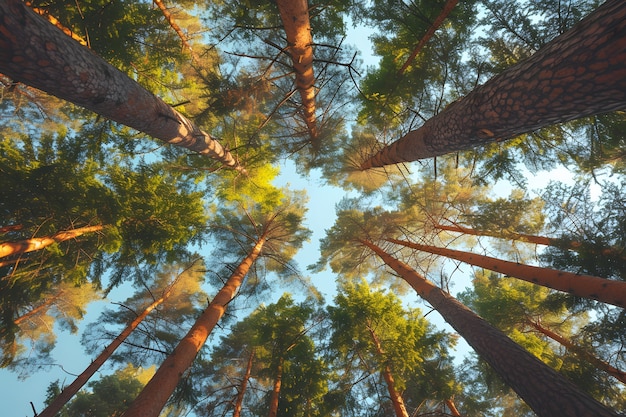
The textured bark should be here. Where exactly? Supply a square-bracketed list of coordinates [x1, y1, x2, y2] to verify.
[526, 318, 626, 384]
[0, 225, 103, 259]
[276, 0, 319, 148]
[24, 1, 88, 46]
[386, 238, 626, 308]
[121, 237, 265, 417]
[359, 238, 620, 417]
[38, 271, 186, 417]
[0, 0, 244, 173]
[397, 0, 460, 76]
[361, 0, 626, 168]
[268, 356, 284, 417]
[232, 349, 255, 417]
[367, 325, 409, 417]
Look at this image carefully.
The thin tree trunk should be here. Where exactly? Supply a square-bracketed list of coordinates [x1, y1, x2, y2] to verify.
[445, 398, 462, 417]
[268, 356, 284, 417]
[0, 0, 245, 173]
[361, 0, 626, 168]
[397, 0, 459, 76]
[11, 290, 64, 328]
[367, 325, 409, 417]
[434, 223, 626, 260]
[0, 225, 103, 259]
[525, 318, 626, 384]
[358, 238, 619, 417]
[0, 225, 23, 234]
[386, 237, 626, 308]
[275, 0, 319, 148]
[38, 262, 198, 417]
[232, 348, 255, 417]
[121, 236, 266, 417]
[152, 0, 200, 63]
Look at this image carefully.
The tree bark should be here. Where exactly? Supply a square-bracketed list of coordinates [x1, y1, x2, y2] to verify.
[38, 267, 189, 417]
[525, 318, 626, 384]
[0, 0, 244, 173]
[386, 237, 626, 308]
[397, 0, 460, 76]
[0, 225, 23, 234]
[0, 225, 103, 259]
[359, 238, 620, 417]
[152, 0, 200, 63]
[367, 325, 409, 417]
[121, 236, 266, 417]
[361, 0, 626, 168]
[434, 223, 626, 260]
[275, 0, 319, 148]
[232, 348, 255, 417]
[445, 398, 462, 417]
[268, 356, 284, 417]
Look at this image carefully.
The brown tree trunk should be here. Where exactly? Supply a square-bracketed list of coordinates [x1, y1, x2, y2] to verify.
[358, 238, 620, 417]
[386, 237, 626, 308]
[24, 1, 88, 46]
[445, 398, 462, 417]
[0, 0, 244, 173]
[152, 0, 200, 63]
[367, 324, 409, 417]
[0, 225, 103, 259]
[121, 237, 266, 417]
[11, 291, 64, 328]
[275, 0, 319, 148]
[434, 223, 626, 260]
[0, 225, 23, 234]
[38, 262, 197, 417]
[525, 318, 626, 384]
[361, 0, 626, 168]
[268, 356, 284, 417]
[232, 348, 255, 417]
[397, 0, 460, 76]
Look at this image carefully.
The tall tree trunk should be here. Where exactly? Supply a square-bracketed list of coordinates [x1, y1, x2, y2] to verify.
[233, 348, 255, 417]
[121, 236, 266, 417]
[152, 0, 200, 63]
[397, 0, 460, 76]
[434, 223, 626, 260]
[24, 1, 88, 46]
[358, 238, 619, 417]
[445, 398, 462, 417]
[361, 0, 626, 168]
[268, 356, 284, 417]
[525, 318, 626, 384]
[38, 262, 198, 417]
[367, 324, 409, 417]
[386, 237, 626, 308]
[0, 225, 103, 259]
[275, 0, 319, 148]
[0, 0, 244, 173]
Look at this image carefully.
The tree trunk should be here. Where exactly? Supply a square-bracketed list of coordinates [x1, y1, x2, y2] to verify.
[268, 356, 284, 417]
[434, 223, 626, 260]
[152, 0, 200, 63]
[358, 238, 620, 417]
[0, 225, 103, 259]
[38, 262, 196, 417]
[121, 237, 266, 417]
[0, 225, 23, 234]
[445, 398, 462, 417]
[525, 318, 626, 384]
[275, 0, 319, 148]
[397, 0, 459, 76]
[232, 348, 255, 417]
[386, 237, 626, 308]
[361, 0, 626, 168]
[367, 325, 409, 417]
[0, 0, 244, 173]
[11, 290, 64, 328]
[24, 1, 88, 46]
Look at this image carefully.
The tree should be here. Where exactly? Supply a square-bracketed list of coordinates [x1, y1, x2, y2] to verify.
[38, 259, 204, 417]
[328, 279, 458, 417]
[0, 225, 104, 259]
[360, 0, 626, 167]
[357, 238, 620, 417]
[386, 237, 626, 308]
[120, 188, 310, 417]
[0, 0, 244, 172]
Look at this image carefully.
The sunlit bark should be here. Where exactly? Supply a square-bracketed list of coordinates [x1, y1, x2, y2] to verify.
[0, 225, 103, 259]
